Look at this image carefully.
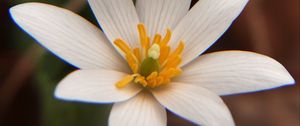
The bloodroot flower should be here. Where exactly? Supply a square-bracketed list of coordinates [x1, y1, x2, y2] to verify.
[10, 0, 294, 126]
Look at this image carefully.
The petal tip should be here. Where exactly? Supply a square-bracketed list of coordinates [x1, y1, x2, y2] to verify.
[276, 63, 296, 86]
[53, 83, 68, 100]
[284, 74, 296, 85]
[9, 2, 37, 14]
[9, 5, 21, 21]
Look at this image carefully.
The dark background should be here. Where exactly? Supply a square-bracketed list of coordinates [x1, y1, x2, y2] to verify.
[0, 0, 299, 126]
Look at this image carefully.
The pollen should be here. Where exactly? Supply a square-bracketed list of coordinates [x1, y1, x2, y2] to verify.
[114, 23, 185, 88]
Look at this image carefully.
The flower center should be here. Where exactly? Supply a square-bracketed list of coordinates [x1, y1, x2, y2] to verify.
[114, 24, 184, 88]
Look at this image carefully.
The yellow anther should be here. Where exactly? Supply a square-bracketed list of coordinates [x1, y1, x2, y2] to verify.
[168, 68, 182, 78]
[159, 46, 170, 64]
[138, 24, 147, 43]
[147, 79, 157, 88]
[134, 76, 148, 87]
[114, 39, 131, 54]
[153, 34, 162, 44]
[173, 41, 185, 55]
[163, 55, 181, 69]
[145, 37, 150, 57]
[138, 24, 148, 60]
[133, 48, 141, 63]
[115, 75, 134, 88]
[146, 71, 158, 80]
[125, 52, 139, 73]
[160, 68, 182, 78]
[138, 24, 146, 37]
[160, 29, 172, 46]
[163, 41, 184, 67]
[148, 44, 160, 59]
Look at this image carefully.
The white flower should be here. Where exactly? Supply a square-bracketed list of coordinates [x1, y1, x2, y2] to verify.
[10, 0, 295, 126]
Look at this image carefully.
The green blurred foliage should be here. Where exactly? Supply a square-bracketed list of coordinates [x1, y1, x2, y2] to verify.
[10, 0, 112, 126]
[35, 53, 111, 126]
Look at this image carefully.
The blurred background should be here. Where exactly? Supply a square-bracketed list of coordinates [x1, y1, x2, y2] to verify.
[0, 0, 299, 126]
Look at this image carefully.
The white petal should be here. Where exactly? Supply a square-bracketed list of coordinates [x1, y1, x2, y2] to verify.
[152, 83, 234, 126]
[176, 51, 295, 95]
[109, 91, 166, 126]
[170, 0, 249, 66]
[55, 70, 142, 103]
[136, 0, 191, 38]
[10, 3, 128, 72]
[88, 0, 140, 48]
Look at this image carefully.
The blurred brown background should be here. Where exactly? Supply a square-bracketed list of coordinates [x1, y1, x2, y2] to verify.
[0, 0, 299, 126]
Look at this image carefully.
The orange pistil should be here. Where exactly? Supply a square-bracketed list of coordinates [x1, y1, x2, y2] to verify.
[114, 23, 185, 88]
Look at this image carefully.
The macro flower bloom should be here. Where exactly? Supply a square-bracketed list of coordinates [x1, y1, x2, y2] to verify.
[10, 0, 295, 126]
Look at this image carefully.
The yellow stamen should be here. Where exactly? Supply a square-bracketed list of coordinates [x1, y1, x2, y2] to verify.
[138, 24, 148, 59]
[147, 79, 157, 88]
[163, 41, 185, 67]
[115, 75, 134, 88]
[171, 41, 185, 56]
[156, 76, 164, 85]
[125, 53, 139, 73]
[133, 48, 141, 63]
[146, 71, 158, 80]
[159, 46, 170, 64]
[163, 55, 182, 69]
[138, 24, 147, 47]
[134, 76, 148, 87]
[169, 68, 182, 77]
[160, 29, 171, 46]
[160, 68, 182, 78]
[145, 37, 150, 57]
[153, 34, 162, 44]
[114, 24, 185, 89]
[138, 24, 146, 37]
[114, 39, 131, 54]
